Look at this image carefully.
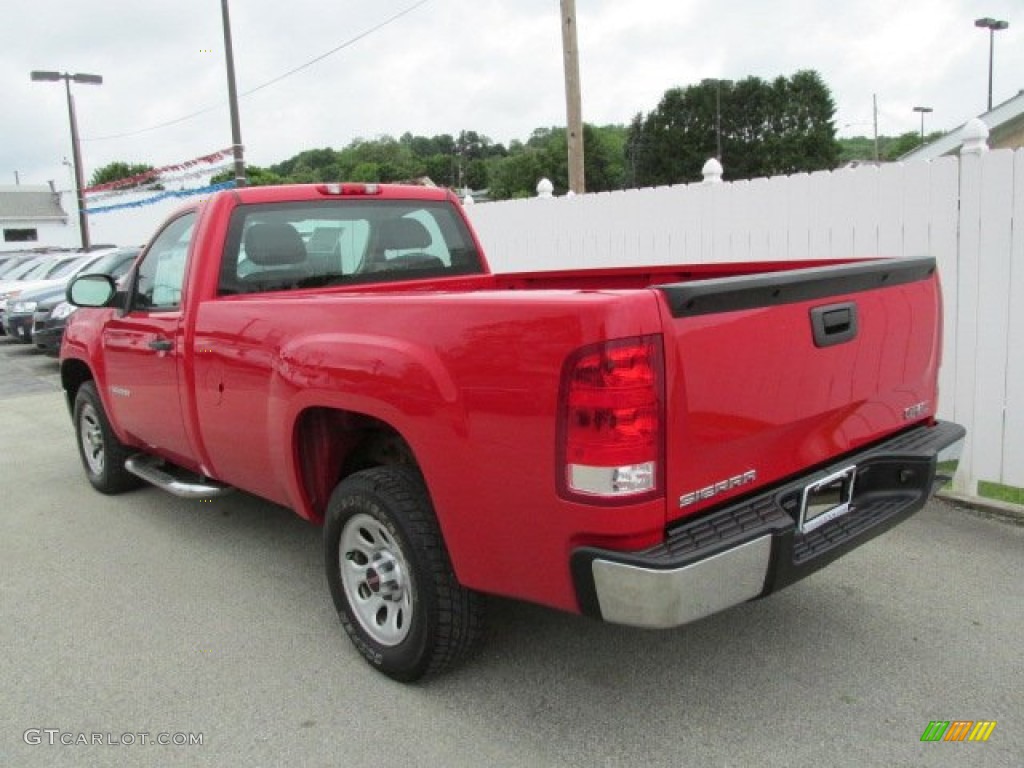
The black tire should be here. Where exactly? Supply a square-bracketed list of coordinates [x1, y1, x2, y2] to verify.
[324, 466, 484, 681]
[73, 381, 143, 495]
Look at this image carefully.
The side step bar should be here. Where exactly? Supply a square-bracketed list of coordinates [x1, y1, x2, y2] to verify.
[125, 454, 234, 499]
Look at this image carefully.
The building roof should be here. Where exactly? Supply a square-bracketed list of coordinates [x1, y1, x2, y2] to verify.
[0, 185, 68, 221]
[900, 90, 1024, 161]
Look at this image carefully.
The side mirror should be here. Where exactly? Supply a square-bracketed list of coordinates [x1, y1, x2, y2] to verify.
[67, 273, 118, 308]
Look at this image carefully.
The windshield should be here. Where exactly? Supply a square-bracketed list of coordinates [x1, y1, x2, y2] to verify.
[8, 257, 52, 280]
[50, 253, 99, 280]
[0, 258, 29, 278]
[42, 257, 81, 279]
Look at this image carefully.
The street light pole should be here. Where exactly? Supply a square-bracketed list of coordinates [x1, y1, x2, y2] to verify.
[913, 106, 933, 145]
[63, 78, 89, 248]
[30, 70, 102, 250]
[975, 17, 1010, 112]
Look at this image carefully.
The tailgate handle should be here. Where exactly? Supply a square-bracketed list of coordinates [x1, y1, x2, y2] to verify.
[810, 302, 858, 347]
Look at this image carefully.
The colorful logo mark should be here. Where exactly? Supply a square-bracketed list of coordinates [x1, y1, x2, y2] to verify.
[920, 720, 997, 742]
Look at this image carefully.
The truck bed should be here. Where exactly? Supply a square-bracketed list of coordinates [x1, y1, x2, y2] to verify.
[366, 255, 942, 526]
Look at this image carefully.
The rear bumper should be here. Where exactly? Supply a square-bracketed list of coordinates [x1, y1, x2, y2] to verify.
[571, 420, 966, 628]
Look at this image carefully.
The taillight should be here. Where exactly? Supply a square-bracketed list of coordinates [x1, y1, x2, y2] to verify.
[557, 335, 664, 503]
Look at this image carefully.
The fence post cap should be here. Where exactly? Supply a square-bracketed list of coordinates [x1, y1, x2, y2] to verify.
[536, 178, 554, 198]
[961, 118, 990, 155]
[702, 157, 724, 184]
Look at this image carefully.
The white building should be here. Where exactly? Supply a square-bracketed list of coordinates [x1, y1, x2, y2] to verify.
[0, 183, 79, 252]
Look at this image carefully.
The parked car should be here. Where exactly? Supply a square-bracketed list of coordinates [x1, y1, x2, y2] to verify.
[0, 252, 88, 334]
[0, 248, 76, 274]
[4, 248, 120, 343]
[0, 252, 40, 276]
[30, 247, 140, 353]
[0, 256, 56, 334]
[0, 254, 52, 282]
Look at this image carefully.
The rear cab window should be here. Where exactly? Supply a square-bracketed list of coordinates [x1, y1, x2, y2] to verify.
[217, 200, 483, 295]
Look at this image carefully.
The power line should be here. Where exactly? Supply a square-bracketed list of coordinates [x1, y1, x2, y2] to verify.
[243, 0, 430, 97]
[84, 0, 431, 142]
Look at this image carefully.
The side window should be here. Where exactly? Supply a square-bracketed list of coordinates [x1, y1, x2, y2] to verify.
[135, 213, 195, 311]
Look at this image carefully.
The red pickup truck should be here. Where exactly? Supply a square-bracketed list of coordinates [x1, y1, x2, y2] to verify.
[61, 182, 965, 680]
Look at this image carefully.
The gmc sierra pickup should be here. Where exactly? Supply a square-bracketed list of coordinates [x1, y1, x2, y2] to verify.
[61, 182, 965, 680]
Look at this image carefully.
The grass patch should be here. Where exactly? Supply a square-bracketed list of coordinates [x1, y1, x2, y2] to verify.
[977, 480, 1024, 506]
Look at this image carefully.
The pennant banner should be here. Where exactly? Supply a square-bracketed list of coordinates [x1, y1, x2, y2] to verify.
[84, 180, 236, 215]
[84, 149, 234, 194]
[86, 164, 234, 202]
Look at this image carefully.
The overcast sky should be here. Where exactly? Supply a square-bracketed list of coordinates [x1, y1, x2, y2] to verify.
[3, 0, 1020, 190]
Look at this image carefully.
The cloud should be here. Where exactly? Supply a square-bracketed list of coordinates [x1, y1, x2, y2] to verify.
[3, 0, 1019, 189]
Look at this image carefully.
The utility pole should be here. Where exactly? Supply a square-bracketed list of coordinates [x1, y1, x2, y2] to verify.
[872, 93, 879, 163]
[716, 80, 723, 161]
[560, 0, 585, 194]
[221, 0, 246, 187]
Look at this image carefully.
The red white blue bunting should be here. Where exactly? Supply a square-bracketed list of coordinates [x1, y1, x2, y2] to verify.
[83, 149, 234, 194]
[84, 180, 236, 215]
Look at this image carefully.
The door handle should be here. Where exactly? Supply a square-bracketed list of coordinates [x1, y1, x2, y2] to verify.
[810, 302, 858, 347]
[148, 338, 173, 352]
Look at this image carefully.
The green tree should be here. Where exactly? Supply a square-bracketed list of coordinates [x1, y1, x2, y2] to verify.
[89, 161, 156, 188]
[487, 152, 546, 199]
[882, 131, 934, 161]
[836, 136, 879, 164]
[586, 124, 628, 191]
[836, 131, 945, 164]
[484, 124, 628, 199]
[210, 165, 287, 186]
[628, 70, 840, 185]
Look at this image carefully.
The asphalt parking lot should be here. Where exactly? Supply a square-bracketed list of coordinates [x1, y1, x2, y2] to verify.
[0, 336, 61, 399]
[1, 337, 1022, 767]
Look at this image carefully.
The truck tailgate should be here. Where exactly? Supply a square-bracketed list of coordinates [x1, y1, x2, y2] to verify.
[656, 256, 941, 524]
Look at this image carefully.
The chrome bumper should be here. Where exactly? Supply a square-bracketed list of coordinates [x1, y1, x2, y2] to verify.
[592, 536, 772, 628]
[574, 420, 967, 628]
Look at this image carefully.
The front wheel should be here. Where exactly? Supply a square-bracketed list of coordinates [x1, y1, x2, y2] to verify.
[73, 381, 143, 495]
[324, 466, 484, 681]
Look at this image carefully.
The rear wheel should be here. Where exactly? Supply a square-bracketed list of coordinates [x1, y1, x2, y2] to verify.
[324, 466, 484, 681]
[73, 381, 142, 494]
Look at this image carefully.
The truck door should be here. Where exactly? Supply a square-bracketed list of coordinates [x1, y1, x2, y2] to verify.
[101, 212, 195, 466]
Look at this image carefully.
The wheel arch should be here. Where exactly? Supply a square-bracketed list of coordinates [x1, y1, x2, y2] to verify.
[291, 406, 419, 525]
[60, 358, 95, 414]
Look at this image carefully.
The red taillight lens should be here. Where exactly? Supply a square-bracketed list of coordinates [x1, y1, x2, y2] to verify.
[557, 335, 664, 503]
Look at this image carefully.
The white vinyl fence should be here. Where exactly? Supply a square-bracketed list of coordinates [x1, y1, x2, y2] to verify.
[464, 147, 1024, 499]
